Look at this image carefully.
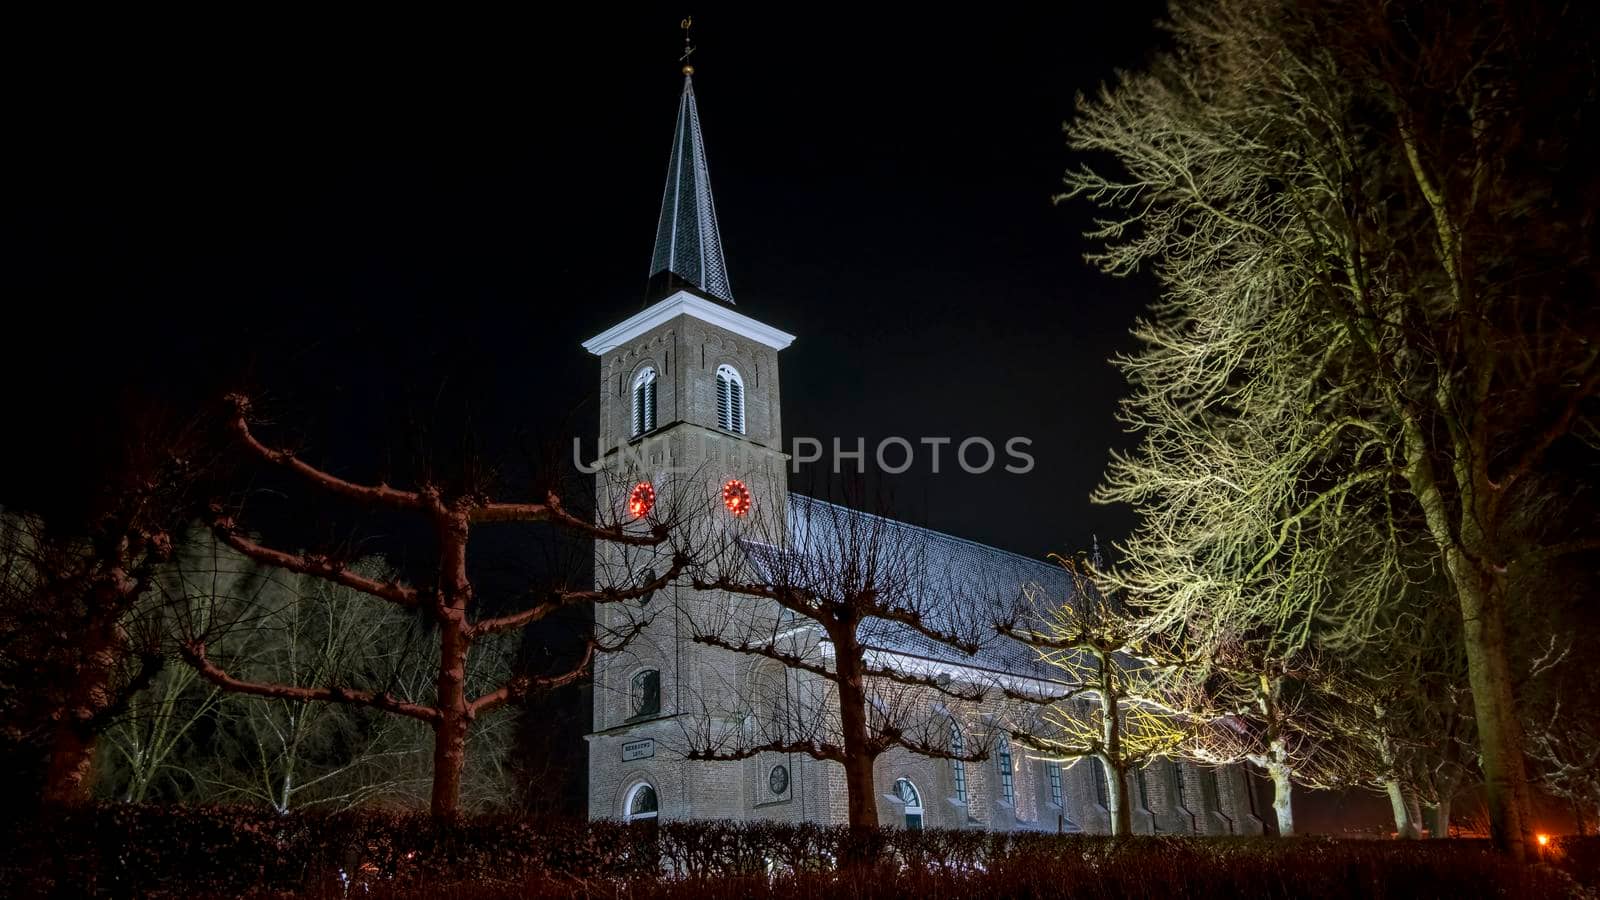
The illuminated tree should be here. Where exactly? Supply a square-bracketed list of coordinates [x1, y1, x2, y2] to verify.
[1070, 0, 1600, 856]
[1177, 637, 1337, 832]
[1000, 555, 1189, 836]
[681, 491, 1001, 833]
[180, 395, 688, 817]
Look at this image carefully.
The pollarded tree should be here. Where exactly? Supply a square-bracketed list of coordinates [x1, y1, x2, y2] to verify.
[180, 395, 689, 817]
[681, 491, 1004, 832]
[1000, 554, 1190, 837]
[1071, 0, 1600, 856]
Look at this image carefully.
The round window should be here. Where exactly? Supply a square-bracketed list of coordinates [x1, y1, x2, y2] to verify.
[769, 764, 790, 795]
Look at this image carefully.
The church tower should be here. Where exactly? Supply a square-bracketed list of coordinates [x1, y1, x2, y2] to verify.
[582, 51, 796, 824]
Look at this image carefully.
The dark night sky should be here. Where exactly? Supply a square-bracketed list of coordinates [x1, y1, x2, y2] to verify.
[5, 8, 1169, 560]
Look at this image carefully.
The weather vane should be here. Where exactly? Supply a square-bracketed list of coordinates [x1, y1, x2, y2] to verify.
[680, 16, 696, 75]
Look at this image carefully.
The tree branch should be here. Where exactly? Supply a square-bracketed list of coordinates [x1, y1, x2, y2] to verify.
[180, 640, 440, 724]
[211, 516, 420, 609]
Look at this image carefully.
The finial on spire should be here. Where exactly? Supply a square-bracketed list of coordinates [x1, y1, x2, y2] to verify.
[680, 16, 696, 75]
[1091, 534, 1103, 570]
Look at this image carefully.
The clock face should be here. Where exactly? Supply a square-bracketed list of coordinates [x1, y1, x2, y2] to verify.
[768, 764, 789, 796]
[722, 479, 752, 517]
[628, 481, 656, 519]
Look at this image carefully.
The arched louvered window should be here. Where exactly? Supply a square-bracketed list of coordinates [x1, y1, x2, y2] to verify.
[631, 367, 658, 437]
[996, 734, 1015, 805]
[949, 720, 968, 804]
[715, 364, 745, 434]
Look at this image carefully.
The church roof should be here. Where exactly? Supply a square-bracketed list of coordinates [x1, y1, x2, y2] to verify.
[744, 494, 1081, 685]
[649, 75, 735, 305]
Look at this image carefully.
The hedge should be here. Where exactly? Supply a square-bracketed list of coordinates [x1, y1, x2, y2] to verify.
[1, 805, 1590, 898]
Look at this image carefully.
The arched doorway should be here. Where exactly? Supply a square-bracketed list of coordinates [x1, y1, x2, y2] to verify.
[894, 777, 924, 830]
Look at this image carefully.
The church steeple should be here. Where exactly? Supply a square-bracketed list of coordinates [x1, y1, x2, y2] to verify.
[648, 23, 734, 305]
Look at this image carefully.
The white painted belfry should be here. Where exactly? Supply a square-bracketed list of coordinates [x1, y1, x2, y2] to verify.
[581, 289, 796, 356]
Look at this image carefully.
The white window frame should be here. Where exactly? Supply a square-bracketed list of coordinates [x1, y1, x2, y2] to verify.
[624, 781, 659, 822]
[715, 364, 746, 434]
[894, 777, 924, 829]
[996, 734, 1015, 805]
[1047, 760, 1063, 809]
[950, 720, 968, 804]
[631, 367, 658, 437]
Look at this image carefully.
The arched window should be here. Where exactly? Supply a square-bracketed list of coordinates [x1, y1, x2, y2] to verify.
[996, 734, 1015, 805]
[894, 777, 924, 830]
[1047, 760, 1063, 808]
[715, 364, 745, 434]
[631, 367, 658, 437]
[631, 669, 660, 718]
[1136, 766, 1157, 833]
[1171, 759, 1189, 811]
[624, 782, 658, 822]
[949, 720, 968, 804]
[1091, 757, 1110, 809]
[1200, 767, 1222, 811]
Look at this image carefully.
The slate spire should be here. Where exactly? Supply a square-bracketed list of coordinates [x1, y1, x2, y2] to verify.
[648, 55, 734, 304]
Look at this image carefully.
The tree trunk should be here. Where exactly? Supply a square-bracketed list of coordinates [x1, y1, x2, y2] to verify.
[430, 614, 471, 818]
[1100, 656, 1132, 836]
[1399, 420, 1531, 859]
[1267, 761, 1294, 836]
[1385, 780, 1422, 839]
[1427, 796, 1453, 838]
[832, 645, 879, 831]
[42, 724, 97, 807]
[1105, 760, 1132, 836]
[1450, 554, 1531, 859]
[41, 617, 121, 807]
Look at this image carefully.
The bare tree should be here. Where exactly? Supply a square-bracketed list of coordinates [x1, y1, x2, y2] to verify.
[190, 548, 437, 813]
[1317, 599, 1478, 839]
[680, 491, 1003, 832]
[1069, 0, 1600, 856]
[1000, 555, 1190, 836]
[1524, 635, 1600, 836]
[1175, 638, 1346, 837]
[0, 405, 201, 807]
[180, 395, 689, 817]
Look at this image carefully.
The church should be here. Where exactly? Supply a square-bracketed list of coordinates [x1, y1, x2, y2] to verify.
[580, 61, 1267, 837]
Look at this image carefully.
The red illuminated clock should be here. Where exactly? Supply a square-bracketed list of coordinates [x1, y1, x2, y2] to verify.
[628, 481, 656, 519]
[722, 479, 752, 517]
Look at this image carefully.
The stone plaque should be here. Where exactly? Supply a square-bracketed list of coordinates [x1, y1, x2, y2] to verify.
[622, 738, 655, 761]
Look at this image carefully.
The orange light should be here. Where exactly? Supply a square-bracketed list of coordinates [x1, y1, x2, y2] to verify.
[722, 479, 752, 517]
[1537, 833, 1550, 847]
[628, 481, 656, 519]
